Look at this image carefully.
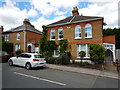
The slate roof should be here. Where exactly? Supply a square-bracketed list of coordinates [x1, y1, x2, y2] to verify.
[3, 24, 42, 34]
[47, 15, 103, 27]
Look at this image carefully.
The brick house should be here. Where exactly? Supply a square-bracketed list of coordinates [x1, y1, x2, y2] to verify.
[3, 19, 42, 53]
[0, 26, 4, 42]
[46, 7, 116, 63]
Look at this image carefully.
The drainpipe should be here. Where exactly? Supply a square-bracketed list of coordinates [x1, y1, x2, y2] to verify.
[24, 25, 27, 52]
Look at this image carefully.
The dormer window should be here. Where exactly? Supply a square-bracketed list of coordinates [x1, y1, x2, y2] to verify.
[85, 24, 92, 38]
[17, 33, 20, 40]
[58, 27, 63, 40]
[50, 29, 55, 40]
[75, 25, 82, 39]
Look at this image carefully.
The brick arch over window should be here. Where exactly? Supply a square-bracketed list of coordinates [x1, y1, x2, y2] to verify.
[85, 24, 92, 38]
[75, 25, 81, 39]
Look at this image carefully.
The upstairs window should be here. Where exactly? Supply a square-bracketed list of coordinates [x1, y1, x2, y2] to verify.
[85, 24, 92, 38]
[17, 33, 20, 40]
[75, 25, 81, 39]
[58, 27, 63, 40]
[5, 34, 9, 41]
[50, 29, 55, 40]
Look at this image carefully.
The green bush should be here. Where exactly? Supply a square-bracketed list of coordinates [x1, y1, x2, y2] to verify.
[75, 62, 90, 66]
[15, 49, 23, 55]
[47, 54, 70, 65]
[1, 41, 13, 54]
[89, 44, 105, 64]
[60, 54, 70, 65]
[72, 60, 75, 64]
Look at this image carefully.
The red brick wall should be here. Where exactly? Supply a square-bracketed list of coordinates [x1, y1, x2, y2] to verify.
[47, 19, 103, 60]
[3, 30, 42, 52]
[26, 31, 42, 42]
[103, 35, 115, 44]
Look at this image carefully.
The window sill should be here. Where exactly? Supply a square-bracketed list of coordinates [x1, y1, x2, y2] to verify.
[53, 55, 60, 57]
[75, 37, 82, 39]
[50, 39, 55, 41]
[77, 57, 90, 59]
[84, 37, 92, 39]
[58, 38, 63, 40]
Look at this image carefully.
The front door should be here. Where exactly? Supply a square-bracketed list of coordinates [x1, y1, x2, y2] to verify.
[28, 45, 31, 53]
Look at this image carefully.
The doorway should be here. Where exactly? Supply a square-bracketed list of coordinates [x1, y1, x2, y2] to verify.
[28, 45, 31, 53]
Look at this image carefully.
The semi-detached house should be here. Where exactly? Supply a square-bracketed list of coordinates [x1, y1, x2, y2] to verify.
[3, 19, 42, 53]
[46, 7, 116, 63]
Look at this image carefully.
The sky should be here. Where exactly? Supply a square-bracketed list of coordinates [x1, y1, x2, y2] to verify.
[0, 0, 119, 31]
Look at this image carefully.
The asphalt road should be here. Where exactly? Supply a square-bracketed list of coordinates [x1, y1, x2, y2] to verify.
[1, 63, 119, 88]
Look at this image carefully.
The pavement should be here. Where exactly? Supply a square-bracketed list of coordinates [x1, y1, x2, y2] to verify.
[46, 64, 120, 79]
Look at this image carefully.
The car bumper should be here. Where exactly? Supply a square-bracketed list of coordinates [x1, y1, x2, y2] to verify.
[31, 62, 46, 68]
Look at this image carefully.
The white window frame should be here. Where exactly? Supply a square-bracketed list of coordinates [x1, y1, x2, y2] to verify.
[17, 33, 20, 40]
[85, 24, 92, 38]
[4, 34, 9, 41]
[77, 44, 89, 58]
[50, 29, 55, 40]
[53, 45, 60, 57]
[75, 25, 82, 39]
[58, 27, 63, 40]
[15, 44, 21, 51]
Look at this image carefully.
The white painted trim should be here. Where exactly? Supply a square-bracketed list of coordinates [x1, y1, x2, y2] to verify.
[103, 43, 116, 62]
[77, 57, 90, 59]
[84, 37, 92, 39]
[74, 37, 82, 39]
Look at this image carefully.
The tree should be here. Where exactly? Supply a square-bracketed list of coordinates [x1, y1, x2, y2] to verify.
[59, 39, 69, 55]
[79, 51, 86, 62]
[39, 25, 57, 57]
[46, 41, 57, 57]
[1, 41, 13, 54]
[89, 44, 105, 64]
[39, 25, 48, 54]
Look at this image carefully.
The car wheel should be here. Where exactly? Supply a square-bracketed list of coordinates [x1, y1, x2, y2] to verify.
[25, 63, 31, 70]
[9, 60, 13, 66]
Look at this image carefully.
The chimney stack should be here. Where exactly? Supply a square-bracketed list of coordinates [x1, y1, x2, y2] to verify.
[72, 6, 79, 16]
[23, 19, 30, 25]
[0, 25, 3, 34]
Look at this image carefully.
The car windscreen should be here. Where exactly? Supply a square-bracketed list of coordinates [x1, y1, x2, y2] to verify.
[0, 52, 8, 55]
[34, 55, 44, 58]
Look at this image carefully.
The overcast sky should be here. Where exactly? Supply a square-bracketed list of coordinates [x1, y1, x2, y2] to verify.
[0, 0, 119, 31]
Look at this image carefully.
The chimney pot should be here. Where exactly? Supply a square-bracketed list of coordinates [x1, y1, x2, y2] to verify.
[72, 6, 79, 16]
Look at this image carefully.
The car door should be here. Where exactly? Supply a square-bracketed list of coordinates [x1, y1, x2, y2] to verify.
[13, 54, 22, 65]
[19, 54, 31, 67]
[16, 54, 25, 66]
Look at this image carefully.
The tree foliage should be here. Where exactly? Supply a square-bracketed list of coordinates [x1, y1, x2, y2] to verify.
[1, 41, 13, 54]
[39, 25, 48, 54]
[103, 28, 120, 49]
[39, 25, 57, 56]
[59, 39, 69, 55]
[89, 44, 105, 64]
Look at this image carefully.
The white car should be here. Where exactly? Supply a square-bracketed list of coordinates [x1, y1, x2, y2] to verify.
[8, 53, 46, 70]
